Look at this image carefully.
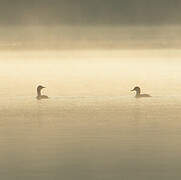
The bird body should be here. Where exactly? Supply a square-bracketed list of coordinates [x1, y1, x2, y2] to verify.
[131, 86, 151, 98]
[135, 93, 151, 98]
[36, 85, 49, 100]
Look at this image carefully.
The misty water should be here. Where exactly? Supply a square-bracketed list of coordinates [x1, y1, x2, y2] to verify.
[0, 49, 181, 180]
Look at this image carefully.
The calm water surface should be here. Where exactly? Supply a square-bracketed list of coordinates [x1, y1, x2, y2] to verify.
[0, 50, 181, 180]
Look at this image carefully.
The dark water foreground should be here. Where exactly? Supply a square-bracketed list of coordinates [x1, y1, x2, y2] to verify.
[0, 96, 181, 180]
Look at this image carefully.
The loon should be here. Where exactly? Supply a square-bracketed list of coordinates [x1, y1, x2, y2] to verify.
[131, 86, 151, 98]
[36, 85, 49, 100]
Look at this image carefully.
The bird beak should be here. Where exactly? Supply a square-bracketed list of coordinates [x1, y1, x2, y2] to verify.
[131, 89, 134, 91]
[42, 87, 46, 89]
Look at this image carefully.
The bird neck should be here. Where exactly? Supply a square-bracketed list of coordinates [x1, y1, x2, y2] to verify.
[37, 89, 42, 97]
[136, 89, 141, 95]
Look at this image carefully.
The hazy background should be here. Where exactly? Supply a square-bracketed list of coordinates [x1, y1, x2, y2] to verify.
[0, 0, 181, 49]
[1, 1, 181, 180]
[0, 0, 181, 25]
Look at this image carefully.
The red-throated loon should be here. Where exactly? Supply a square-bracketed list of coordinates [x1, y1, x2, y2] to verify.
[131, 86, 151, 98]
[36, 85, 49, 100]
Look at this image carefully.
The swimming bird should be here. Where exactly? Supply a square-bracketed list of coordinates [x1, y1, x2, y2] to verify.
[36, 85, 49, 100]
[131, 86, 151, 98]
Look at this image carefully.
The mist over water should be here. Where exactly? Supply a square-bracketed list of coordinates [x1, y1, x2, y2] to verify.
[0, 49, 181, 180]
[0, 0, 181, 179]
[1, 25, 181, 49]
